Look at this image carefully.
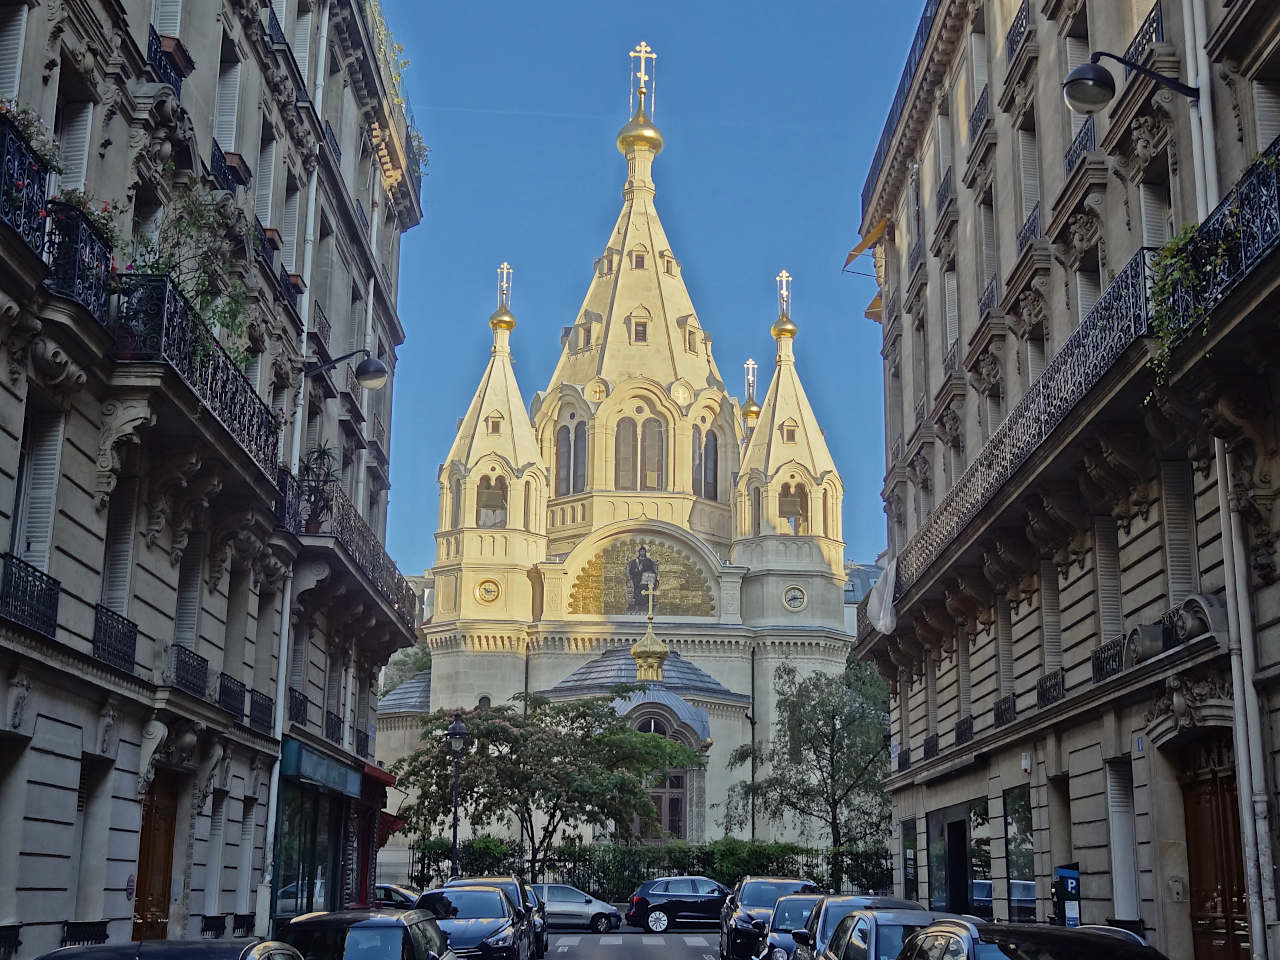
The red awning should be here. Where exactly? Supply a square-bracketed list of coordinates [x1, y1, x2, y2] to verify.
[378, 811, 406, 848]
[363, 762, 396, 787]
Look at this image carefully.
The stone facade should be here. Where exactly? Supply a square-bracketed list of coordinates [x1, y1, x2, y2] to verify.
[0, 0, 419, 953]
[856, 1, 1280, 957]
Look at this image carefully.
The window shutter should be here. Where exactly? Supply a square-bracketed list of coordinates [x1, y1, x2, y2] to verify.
[214, 58, 241, 151]
[971, 32, 988, 92]
[1253, 81, 1280, 152]
[101, 478, 138, 615]
[325, 654, 342, 712]
[1027, 337, 1046, 381]
[957, 631, 971, 716]
[282, 188, 299, 270]
[0, 5, 27, 100]
[1076, 269, 1102, 320]
[936, 113, 952, 172]
[1093, 516, 1123, 641]
[271, 0, 287, 23]
[691, 426, 703, 498]
[244, 352, 262, 394]
[996, 598, 1014, 696]
[982, 203, 997, 284]
[14, 411, 65, 571]
[1161, 460, 1200, 605]
[1139, 183, 1170, 247]
[926, 650, 938, 732]
[59, 101, 93, 192]
[1019, 129, 1040, 215]
[254, 136, 275, 224]
[1065, 39, 1090, 135]
[986, 392, 1003, 432]
[1106, 760, 1140, 920]
[293, 11, 313, 87]
[152, 0, 181, 34]
[950, 445, 965, 488]
[305, 408, 320, 452]
[174, 531, 204, 646]
[944, 270, 959, 346]
[1040, 560, 1062, 671]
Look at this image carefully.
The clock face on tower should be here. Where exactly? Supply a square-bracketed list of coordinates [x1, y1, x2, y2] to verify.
[783, 585, 807, 611]
[475, 579, 501, 604]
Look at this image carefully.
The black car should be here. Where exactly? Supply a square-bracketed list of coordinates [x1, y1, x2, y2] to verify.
[799, 896, 925, 960]
[806, 909, 947, 960]
[720, 877, 821, 960]
[753, 894, 822, 960]
[442, 877, 538, 960]
[627, 875, 730, 932]
[374, 883, 422, 910]
[416, 887, 531, 960]
[523, 885, 549, 958]
[35, 942, 302, 960]
[281, 909, 453, 960]
[899, 919, 1171, 959]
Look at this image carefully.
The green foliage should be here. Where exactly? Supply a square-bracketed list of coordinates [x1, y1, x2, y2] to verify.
[298, 443, 342, 525]
[50, 188, 122, 249]
[380, 643, 432, 696]
[0, 99, 61, 171]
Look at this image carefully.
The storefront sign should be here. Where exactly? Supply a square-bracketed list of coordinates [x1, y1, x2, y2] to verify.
[281, 738, 362, 797]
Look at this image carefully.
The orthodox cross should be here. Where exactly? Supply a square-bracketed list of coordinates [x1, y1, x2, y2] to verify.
[643, 582, 659, 619]
[629, 42, 657, 116]
[497, 262, 512, 307]
[744, 358, 758, 400]
[776, 270, 792, 315]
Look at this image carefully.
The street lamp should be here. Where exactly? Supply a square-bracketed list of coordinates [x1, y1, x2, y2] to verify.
[446, 711, 469, 878]
[302, 348, 389, 390]
[1062, 50, 1198, 114]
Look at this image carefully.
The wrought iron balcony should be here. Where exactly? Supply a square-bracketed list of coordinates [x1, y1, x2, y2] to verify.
[1004, 0, 1030, 62]
[1016, 203, 1041, 255]
[1092, 634, 1128, 684]
[200, 915, 226, 939]
[1037, 667, 1066, 707]
[0, 924, 19, 960]
[943, 339, 960, 373]
[324, 120, 342, 163]
[275, 466, 304, 535]
[44, 201, 112, 324]
[889, 433, 904, 466]
[934, 166, 954, 221]
[324, 709, 343, 743]
[288, 686, 309, 726]
[267, 5, 287, 45]
[0, 553, 59, 639]
[248, 690, 273, 734]
[110, 274, 281, 479]
[968, 84, 990, 147]
[954, 714, 974, 745]
[323, 483, 416, 627]
[897, 746, 911, 772]
[1123, 1, 1164, 78]
[355, 728, 370, 759]
[914, 392, 927, 428]
[146, 25, 183, 99]
[92, 604, 137, 674]
[344, 364, 363, 409]
[885, 291, 900, 325]
[923, 733, 939, 759]
[210, 139, 237, 194]
[172, 644, 209, 699]
[277, 263, 300, 317]
[908, 239, 924, 281]
[217, 672, 246, 717]
[232, 915, 254, 938]
[0, 112, 49, 259]
[61, 922, 108, 947]
[356, 201, 370, 237]
[253, 216, 274, 269]
[1064, 115, 1095, 177]
[894, 247, 1153, 595]
[312, 302, 332, 354]
[372, 413, 387, 453]
[994, 692, 1017, 727]
[978, 275, 998, 318]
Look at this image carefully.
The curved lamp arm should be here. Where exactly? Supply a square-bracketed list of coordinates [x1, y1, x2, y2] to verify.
[1091, 50, 1199, 100]
[303, 348, 370, 379]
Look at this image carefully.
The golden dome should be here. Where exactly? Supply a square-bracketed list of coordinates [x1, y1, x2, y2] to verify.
[771, 311, 798, 339]
[617, 100, 664, 156]
[630, 616, 670, 683]
[489, 306, 516, 331]
[742, 396, 762, 419]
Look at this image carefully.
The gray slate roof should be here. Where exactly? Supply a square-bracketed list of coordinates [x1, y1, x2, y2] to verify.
[614, 688, 711, 741]
[539, 646, 748, 703]
[377, 670, 431, 715]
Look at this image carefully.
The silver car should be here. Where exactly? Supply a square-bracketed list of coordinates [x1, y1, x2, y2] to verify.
[531, 883, 622, 933]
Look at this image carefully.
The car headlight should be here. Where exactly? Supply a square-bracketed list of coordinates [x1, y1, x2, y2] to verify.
[771, 949, 788, 960]
[485, 928, 515, 948]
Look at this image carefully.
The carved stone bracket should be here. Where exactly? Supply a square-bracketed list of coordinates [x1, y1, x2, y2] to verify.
[171, 470, 223, 566]
[207, 509, 262, 588]
[937, 401, 965, 452]
[95, 396, 156, 511]
[1, 308, 39, 385]
[146, 450, 201, 546]
[29, 336, 87, 407]
[137, 712, 169, 797]
[1144, 661, 1233, 750]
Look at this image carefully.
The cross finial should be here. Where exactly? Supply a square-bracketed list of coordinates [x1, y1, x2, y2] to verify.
[744, 358, 758, 400]
[497, 262, 512, 308]
[643, 583, 659, 620]
[776, 270, 792, 316]
[628, 42, 658, 116]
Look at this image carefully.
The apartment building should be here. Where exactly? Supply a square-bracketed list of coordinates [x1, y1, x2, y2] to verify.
[0, 0, 419, 952]
[854, 1, 1280, 957]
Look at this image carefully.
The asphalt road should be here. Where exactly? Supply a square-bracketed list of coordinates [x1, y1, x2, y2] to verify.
[548, 926, 719, 960]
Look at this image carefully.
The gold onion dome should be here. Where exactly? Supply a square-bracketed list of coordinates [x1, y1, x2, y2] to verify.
[742, 396, 762, 418]
[771, 311, 798, 340]
[617, 99, 664, 155]
[489, 305, 516, 331]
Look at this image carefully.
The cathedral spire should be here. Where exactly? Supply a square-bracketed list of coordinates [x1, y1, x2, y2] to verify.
[742, 358, 761, 433]
[617, 42, 664, 198]
[488, 261, 516, 355]
[770, 269, 799, 355]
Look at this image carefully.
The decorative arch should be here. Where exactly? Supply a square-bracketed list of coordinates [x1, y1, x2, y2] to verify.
[640, 417, 665, 490]
[572, 421, 587, 493]
[449, 476, 463, 529]
[779, 482, 809, 535]
[555, 425, 571, 497]
[703, 430, 719, 502]
[692, 425, 703, 498]
[615, 418, 638, 490]
[476, 475, 508, 527]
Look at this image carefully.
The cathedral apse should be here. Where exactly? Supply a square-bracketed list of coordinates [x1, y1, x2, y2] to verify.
[567, 538, 716, 617]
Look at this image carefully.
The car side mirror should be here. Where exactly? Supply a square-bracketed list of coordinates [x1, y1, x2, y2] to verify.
[751, 919, 767, 932]
[584, 897, 592, 904]
[791, 930, 811, 947]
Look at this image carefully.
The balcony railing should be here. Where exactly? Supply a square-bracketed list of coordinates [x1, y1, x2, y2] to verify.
[968, 84, 990, 147]
[232, 914, 254, 938]
[1037, 667, 1066, 707]
[267, 5, 287, 45]
[355, 728, 370, 759]
[356, 201, 370, 237]
[61, 922, 109, 947]
[923, 733, 939, 759]
[288, 687, 309, 726]
[914, 393, 927, 428]
[200, 915, 226, 939]
[890, 433, 904, 465]
[278, 263, 300, 316]
[1064, 114, 1095, 176]
[897, 746, 911, 773]
[1123, 2, 1163, 78]
[372, 413, 387, 452]
[210, 139, 237, 194]
[0, 112, 50, 258]
[325, 483, 416, 626]
[1092, 634, 1128, 684]
[1016, 202, 1041, 255]
[908, 239, 924, 280]
[955, 714, 974, 745]
[944, 339, 960, 373]
[885, 291, 900, 325]
[1004, 0, 1030, 62]
[324, 120, 342, 162]
[935, 166, 954, 220]
[248, 690, 273, 734]
[172, 644, 209, 698]
[894, 247, 1153, 596]
[344, 364, 363, 408]
[44, 202, 112, 324]
[217, 672, 246, 717]
[994, 692, 1017, 727]
[146, 25, 183, 99]
[324, 709, 343, 743]
[978, 275, 998, 318]
[312, 302, 332, 353]
[111, 275, 281, 479]
[275, 466, 304, 535]
[0, 553, 59, 639]
[92, 604, 137, 674]
[253, 216, 274, 269]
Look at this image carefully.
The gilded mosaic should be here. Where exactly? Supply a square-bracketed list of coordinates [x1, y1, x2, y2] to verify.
[568, 537, 716, 616]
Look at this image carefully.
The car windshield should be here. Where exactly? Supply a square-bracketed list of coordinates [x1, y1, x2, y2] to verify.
[741, 881, 813, 909]
[285, 926, 408, 960]
[820, 903, 857, 941]
[418, 889, 506, 919]
[772, 898, 819, 931]
[974, 943, 1145, 960]
[874, 924, 927, 960]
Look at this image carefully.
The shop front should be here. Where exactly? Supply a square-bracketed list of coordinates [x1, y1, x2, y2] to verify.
[926, 798, 992, 919]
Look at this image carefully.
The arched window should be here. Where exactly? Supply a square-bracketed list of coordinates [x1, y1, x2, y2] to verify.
[691, 426, 703, 498]
[779, 482, 808, 535]
[636, 716, 668, 737]
[634, 716, 685, 839]
[703, 431, 719, 502]
[822, 488, 830, 538]
[477, 476, 508, 527]
[615, 418, 637, 490]
[640, 418, 665, 491]
[555, 425, 571, 497]
[477, 695, 491, 710]
[522, 481, 532, 532]
[751, 487, 761, 535]
[449, 477, 462, 529]
[572, 421, 587, 493]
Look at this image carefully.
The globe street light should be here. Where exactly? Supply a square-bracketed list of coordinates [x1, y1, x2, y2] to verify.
[1063, 50, 1198, 114]
[446, 711, 469, 878]
[302, 348, 390, 390]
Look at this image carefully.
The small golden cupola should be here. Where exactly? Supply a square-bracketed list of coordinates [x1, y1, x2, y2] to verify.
[489, 261, 516, 331]
[617, 41, 664, 156]
[630, 586, 669, 683]
[742, 358, 762, 433]
[770, 269, 798, 340]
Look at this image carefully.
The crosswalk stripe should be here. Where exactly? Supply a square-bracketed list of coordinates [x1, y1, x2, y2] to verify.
[642, 936, 665, 945]
[600, 936, 623, 945]
[557, 937, 581, 946]
[684, 937, 709, 946]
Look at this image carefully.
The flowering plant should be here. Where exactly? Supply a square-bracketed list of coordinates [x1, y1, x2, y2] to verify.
[0, 99, 62, 171]
[49, 188, 121, 248]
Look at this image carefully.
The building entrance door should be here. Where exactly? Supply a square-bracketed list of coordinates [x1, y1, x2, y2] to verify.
[133, 769, 181, 941]
[1181, 735, 1248, 960]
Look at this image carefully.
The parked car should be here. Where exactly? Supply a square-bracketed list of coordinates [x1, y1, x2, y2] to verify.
[523, 885, 549, 957]
[441, 876, 538, 960]
[374, 883, 422, 910]
[797, 896, 926, 960]
[531, 883, 622, 933]
[898, 919, 1171, 959]
[35, 941, 302, 960]
[720, 877, 821, 960]
[280, 909, 452, 960]
[805, 909, 950, 960]
[415, 886, 531, 960]
[753, 894, 822, 960]
[968, 879, 1035, 919]
[628, 875, 730, 932]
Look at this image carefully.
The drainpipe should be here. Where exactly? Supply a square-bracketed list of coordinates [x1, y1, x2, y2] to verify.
[354, 273, 375, 509]
[1178, 0, 1209, 218]
[749, 645, 757, 840]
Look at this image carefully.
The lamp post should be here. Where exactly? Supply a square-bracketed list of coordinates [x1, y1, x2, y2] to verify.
[1061, 50, 1198, 114]
[302, 347, 390, 389]
[447, 711, 469, 878]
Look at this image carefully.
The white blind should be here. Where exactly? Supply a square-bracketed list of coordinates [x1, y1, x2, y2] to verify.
[971, 32, 988, 92]
[949, 445, 965, 490]
[214, 56, 241, 151]
[1139, 183, 1171, 247]
[289, 623, 309, 688]
[1253, 81, 1280, 151]
[1066, 38, 1090, 136]
[152, 0, 181, 34]
[1019, 129, 1040, 216]
[58, 101, 93, 192]
[982, 202, 997, 284]
[1076, 269, 1102, 321]
[1161, 461, 1200, 604]
[100, 477, 138, 614]
[271, 0, 287, 23]
[925, 650, 938, 732]
[1106, 760, 1140, 920]
[996, 598, 1014, 695]
[944, 270, 959, 346]
[0, 5, 27, 100]
[174, 530, 204, 647]
[957, 631, 971, 716]
[1027, 337, 1046, 381]
[325, 653, 342, 712]
[986, 392, 1003, 433]
[1040, 560, 1062, 671]
[1093, 516, 1124, 641]
[254, 135, 275, 224]
[936, 112, 952, 172]
[282, 188, 299, 270]
[14, 410, 65, 571]
[293, 11, 313, 87]
[305, 407, 321, 452]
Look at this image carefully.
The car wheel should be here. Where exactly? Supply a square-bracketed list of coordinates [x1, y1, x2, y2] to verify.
[646, 910, 669, 933]
[591, 914, 611, 934]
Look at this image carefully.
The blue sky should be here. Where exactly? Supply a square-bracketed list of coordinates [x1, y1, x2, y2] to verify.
[382, 0, 921, 577]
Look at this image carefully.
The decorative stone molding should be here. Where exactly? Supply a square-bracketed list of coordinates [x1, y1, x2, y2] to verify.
[1146, 389, 1214, 474]
[1, 306, 38, 385]
[207, 510, 262, 588]
[194, 736, 227, 811]
[1115, 112, 1171, 183]
[28, 336, 87, 406]
[906, 449, 932, 492]
[95, 397, 156, 511]
[125, 82, 198, 206]
[146, 450, 202, 546]
[1008, 278, 1050, 342]
[1080, 432, 1154, 529]
[171, 470, 224, 566]
[137, 712, 169, 797]
[1144, 665, 1233, 749]
[969, 344, 1005, 399]
[937, 401, 965, 451]
[6, 669, 33, 738]
[94, 697, 120, 760]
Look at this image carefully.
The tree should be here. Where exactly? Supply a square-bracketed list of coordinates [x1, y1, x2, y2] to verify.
[391, 690, 700, 879]
[380, 643, 432, 696]
[726, 661, 890, 889]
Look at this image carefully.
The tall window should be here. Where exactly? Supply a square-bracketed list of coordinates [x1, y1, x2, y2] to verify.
[615, 418, 637, 490]
[943, 268, 959, 350]
[449, 477, 462, 529]
[255, 125, 276, 226]
[572, 422, 587, 493]
[702, 431, 718, 502]
[1161, 461, 1200, 605]
[1065, 24, 1091, 140]
[1041, 560, 1062, 674]
[778, 483, 808, 535]
[100, 478, 138, 617]
[822, 488, 830, 538]
[1017, 122, 1040, 223]
[53, 76, 93, 193]
[1093, 516, 1123, 641]
[640, 418, 665, 491]
[0, 7, 26, 102]
[283, 181, 300, 272]
[522, 481, 532, 532]
[996, 597, 1014, 697]
[635, 717, 686, 839]
[476, 476, 507, 528]
[979, 196, 998, 292]
[12, 409, 65, 571]
[555, 425, 571, 497]
[174, 532, 205, 647]
[293, 8, 314, 89]
[1004, 784, 1035, 921]
[1106, 760, 1140, 922]
[1253, 80, 1280, 151]
[213, 38, 241, 151]
[1139, 179, 1172, 248]
[691, 426, 703, 498]
[751, 487, 761, 536]
[224, 565, 251, 681]
[152, 0, 181, 33]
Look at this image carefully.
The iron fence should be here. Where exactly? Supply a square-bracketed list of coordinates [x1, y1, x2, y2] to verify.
[994, 693, 1017, 727]
[1016, 202, 1041, 254]
[173, 644, 209, 699]
[275, 467, 303, 535]
[1064, 114, 1095, 176]
[955, 715, 974, 746]
[211, 139, 237, 193]
[325, 709, 343, 743]
[327, 483, 416, 627]
[92, 604, 137, 674]
[44, 201, 112, 324]
[923, 733, 939, 759]
[0, 553, 59, 639]
[249, 690, 273, 734]
[218, 672, 246, 717]
[0, 111, 49, 258]
[1123, 1, 1163, 77]
[1092, 634, 1128, 684]
[968, 84, 990, 147]
[1036, 668, 1065, 707]
[1005, 0, 1030, 62]
[146, 25, 183, 99]
[288, 687, 309, 726]
[60, 922, 108, 947]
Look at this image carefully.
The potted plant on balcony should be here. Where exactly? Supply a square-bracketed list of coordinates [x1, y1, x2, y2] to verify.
[299, 443, 341, 534]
